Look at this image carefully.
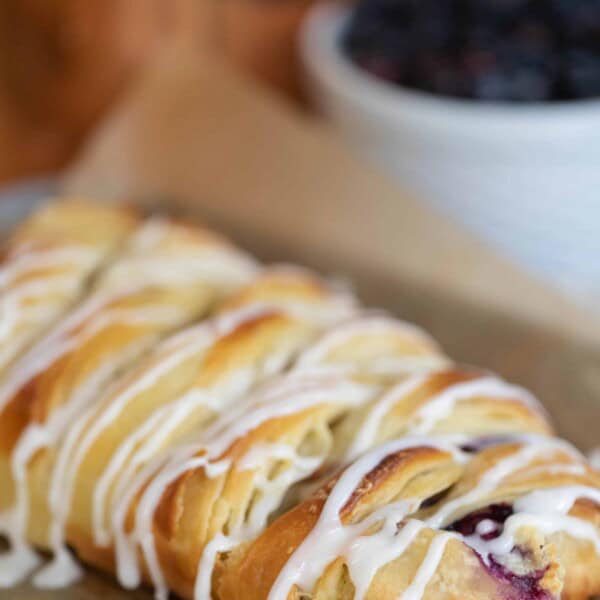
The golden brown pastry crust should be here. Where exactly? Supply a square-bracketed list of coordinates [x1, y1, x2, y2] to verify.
[0, 199, 138, 376]
[100, 358, 555, 598]
[417, 442, 600, 600]
[0, 211, 259, 564]
[0, 216, 255, 451]
[57, 270, 353, 557]
[0, 202, 598, 600]
[218, 438, 600, 600]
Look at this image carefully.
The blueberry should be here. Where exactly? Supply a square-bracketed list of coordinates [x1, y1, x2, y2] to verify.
[552, 0, 600, 39]
[563, 47, 600, 98]
[343, 0, 600, 102]
[446, 503, 513, 538]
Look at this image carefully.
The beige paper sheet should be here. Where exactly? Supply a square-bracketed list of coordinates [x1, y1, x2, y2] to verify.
[63, 46, 599, 346]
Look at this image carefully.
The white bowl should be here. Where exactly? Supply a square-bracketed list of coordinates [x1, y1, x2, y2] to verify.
[300, 2, 600, 301]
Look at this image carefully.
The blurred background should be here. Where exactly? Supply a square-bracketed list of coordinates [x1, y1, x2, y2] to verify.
[0, 0, 599, 329]
[0, 0, 318, 182]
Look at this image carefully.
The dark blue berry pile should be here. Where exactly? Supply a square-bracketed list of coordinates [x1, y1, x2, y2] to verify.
[343, 0, 600, 101]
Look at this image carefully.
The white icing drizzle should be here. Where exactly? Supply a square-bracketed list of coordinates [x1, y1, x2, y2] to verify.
[0, 245, 101, 364]
[92, 346, 296, 549]
[23, 301, 450, 592]
[33, 284, 356, 594]
[194, 533, 237, 600]
[426, 435, 583, 529]
[0, 217, 258, 413]
[237, 441, 322, 471]
[589, 447, 600, 471]
[92, 388, 215, 546]
[41, 305, 275, 583]
[51, 331, 217, 537]
[0, 501, 42, 586]
[268, 433, 600, 600]
[100, 251, 259, 290]
[520, 463, 588, 478]
[112, 377, 374, 599]
[127, 217, 168, 250]
[476, 519, 499, 537]
[238, 443, 326, 536]
[32, 547, 82, 589]
[410, 376, 546, 434]
[345, 375, 429, 461]
[345, 374, 545, 463]
[0, 275, 80, 336]
[51, 292, 347, 554]
[0, 528, 40, 587]
[226, 297, 356, 329]
[296, 356, 448, 379]
[30, 264, 351, 588]
[400, 532, 457, 600]
[465, 485, 600, 561]
[0, 291, 154, 416]
[209, 265, 358, 333]
[135, 454, 231, 597]
[0, 340, 149, 588]
[0, 246, 99, 286]
[294, 315, 445, 377]
[508, 485, 600, 551]
[0, 230, 262, 589]
[346, 514, 423, 600]
[0, 228, 597, 600]
[99, 218, 259, 292]
[193, 443, 328, 600]
[268, 437, 468, 600]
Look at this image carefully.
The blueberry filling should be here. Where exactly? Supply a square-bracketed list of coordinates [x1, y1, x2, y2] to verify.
[446, 502, 513, 539]
[459, 436, 516, 455]
[486, 556, 551, 600]
[447, 504, 552, 599]
[343, 0, 600, 102]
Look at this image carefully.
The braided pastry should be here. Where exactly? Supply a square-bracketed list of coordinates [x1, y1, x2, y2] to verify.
[0, 206, 258, 584]
[222, 434, 600, 600]
[0, 200, 598, 600]
[0, 200, 137, 374]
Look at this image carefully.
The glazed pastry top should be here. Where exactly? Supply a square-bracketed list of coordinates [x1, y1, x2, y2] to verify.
[0, 200, 598, 600]
[0, 200, 138, 375]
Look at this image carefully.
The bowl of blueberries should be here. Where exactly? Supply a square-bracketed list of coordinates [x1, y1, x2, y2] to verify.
[300, 0, 600, 300]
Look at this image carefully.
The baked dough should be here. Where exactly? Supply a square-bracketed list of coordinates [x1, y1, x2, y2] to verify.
[0, 201, 598, 600]
[0, 199, 138, 375]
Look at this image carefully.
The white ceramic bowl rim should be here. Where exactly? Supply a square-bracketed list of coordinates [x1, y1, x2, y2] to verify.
[300, 2, 600, 138]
